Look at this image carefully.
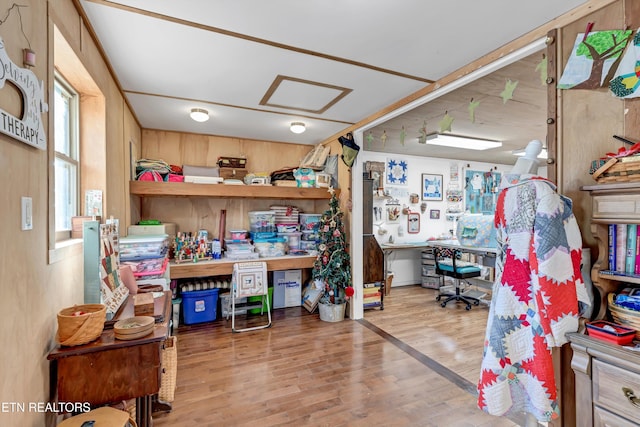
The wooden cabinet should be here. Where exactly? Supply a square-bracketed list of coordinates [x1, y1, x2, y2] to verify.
[568, 183, 640, 427]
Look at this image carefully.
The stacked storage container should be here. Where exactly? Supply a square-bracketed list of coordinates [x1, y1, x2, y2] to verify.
[119, 234, 170, 289]
[271, 205, 301, 255]
[299, 213, 322, 255]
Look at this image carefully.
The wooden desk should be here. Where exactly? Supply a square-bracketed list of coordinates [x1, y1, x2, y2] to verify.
[48, 292, 171, 427]
[169, 254, 316, 279]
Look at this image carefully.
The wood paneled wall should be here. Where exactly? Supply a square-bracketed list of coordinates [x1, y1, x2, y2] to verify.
[138, 130, 336, 235]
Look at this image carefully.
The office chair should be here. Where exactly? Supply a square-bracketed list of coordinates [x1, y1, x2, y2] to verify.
[434, 247, 482, 310]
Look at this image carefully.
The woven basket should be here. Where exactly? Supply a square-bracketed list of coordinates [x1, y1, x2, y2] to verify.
[608, 293, 640, 339]
[56, 303, 106, 346]
[158, 335, 177, 402]
[593, 157, 640, 183]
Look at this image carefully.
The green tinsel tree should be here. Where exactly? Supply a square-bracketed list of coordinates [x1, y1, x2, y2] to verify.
[313, 188, 352, 305]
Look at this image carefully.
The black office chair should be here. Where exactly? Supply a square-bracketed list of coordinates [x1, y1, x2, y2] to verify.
[434, 247, 482, 310]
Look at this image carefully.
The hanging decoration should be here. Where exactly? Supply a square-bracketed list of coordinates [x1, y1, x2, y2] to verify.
[558, 28, 632, 90]
[468, 98, 480, 123]
[399, 126, 406, 145]
[439, 111, 454, 133]
[500, 79, 519, 104]
[381, 130, 387, 147]
[610, 30, 640, 98]
[536, 54, 548, 86]
[417, 120, 427, 144]
[366, 131, 374, 147]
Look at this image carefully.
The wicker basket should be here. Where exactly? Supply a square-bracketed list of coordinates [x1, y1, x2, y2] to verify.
[608, 293, 640, 339]
[592, 157, 640, 183]
[56, 303, 106, 346]
[158, 335, 177, 402]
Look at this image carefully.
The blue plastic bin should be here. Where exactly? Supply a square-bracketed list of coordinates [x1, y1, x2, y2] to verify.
[182, 288, 219, 325]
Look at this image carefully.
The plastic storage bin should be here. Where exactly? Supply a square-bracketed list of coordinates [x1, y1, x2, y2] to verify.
[254, 237, 287, 257]
[277, 232, 302, 251]
[249, 211, 276, 233]
[299, 214, 322, 231]
[182, 288, 219, 325]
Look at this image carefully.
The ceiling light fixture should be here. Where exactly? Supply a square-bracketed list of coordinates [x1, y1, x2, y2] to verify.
[190, 108, 209, 122]
[426, 133, 502, 150]
[290, 122, 306, 134]
[512, 147, 548, 159]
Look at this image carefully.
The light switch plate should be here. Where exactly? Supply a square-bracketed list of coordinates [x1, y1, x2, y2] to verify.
[21, 197, 32, 230]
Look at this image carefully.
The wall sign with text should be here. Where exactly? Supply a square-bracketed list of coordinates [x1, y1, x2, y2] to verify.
[0, 38, 48, 150]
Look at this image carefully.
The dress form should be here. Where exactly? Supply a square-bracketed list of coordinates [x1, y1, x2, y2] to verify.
[511, 140, 542, 175]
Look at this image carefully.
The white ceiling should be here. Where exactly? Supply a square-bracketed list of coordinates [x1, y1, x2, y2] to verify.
[78, 0, 586, 164]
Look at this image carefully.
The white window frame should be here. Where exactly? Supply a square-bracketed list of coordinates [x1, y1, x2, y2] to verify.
[53, 73, 80, 242]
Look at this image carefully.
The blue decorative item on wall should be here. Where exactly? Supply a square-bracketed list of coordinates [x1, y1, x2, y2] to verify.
[386, 158, 408, 185]
[464, 169, 501, 214]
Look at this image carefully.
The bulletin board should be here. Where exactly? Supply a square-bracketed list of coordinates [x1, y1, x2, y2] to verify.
[464, 169, 500, 214]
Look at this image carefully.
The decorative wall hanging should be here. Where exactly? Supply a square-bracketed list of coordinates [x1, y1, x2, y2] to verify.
[407, 212, 420, 233]
[421, 173, 443, 201]
[464, 169, 501, 214]
[0, 37, 48, 149]
[386, 158, 408, 185]
[610, 30, 640, 98]
[430, 209, 441, 220]
[399, 126, 406, 145]
[558, 29, 632, 90]
[386, 203, 400, 223]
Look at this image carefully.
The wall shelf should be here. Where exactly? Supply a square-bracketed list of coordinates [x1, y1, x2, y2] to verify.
[130, 181, 338, 200]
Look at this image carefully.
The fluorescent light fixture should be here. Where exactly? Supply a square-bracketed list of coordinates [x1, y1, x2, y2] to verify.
[290, 122, 306, 134]
[190, 108, 209, 122]
[426, 133, 502, 150]
[513, 147, 548, 159]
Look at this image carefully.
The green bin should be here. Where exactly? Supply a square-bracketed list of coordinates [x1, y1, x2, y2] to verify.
[248, 287, 273, 314]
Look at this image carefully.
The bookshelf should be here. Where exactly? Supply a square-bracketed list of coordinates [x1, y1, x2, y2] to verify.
[568, 182, 640, 427]
[582, 182, 640, 319]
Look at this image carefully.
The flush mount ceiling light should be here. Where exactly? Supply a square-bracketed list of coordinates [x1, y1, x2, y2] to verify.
[190, 108, 209, 122]
[426, 133, 502, 150]
[513, 147, 548, 159]
[290, 122, 306, 134]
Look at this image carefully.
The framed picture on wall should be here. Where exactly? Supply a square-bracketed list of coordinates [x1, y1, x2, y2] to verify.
[365, 161, 385, 195]
[407, 212, 420, 233]
[430, 209, 440, 219]
[421, 173, 443, 201]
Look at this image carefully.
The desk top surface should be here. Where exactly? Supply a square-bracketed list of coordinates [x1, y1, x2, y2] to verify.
[48, 291, 171, 360]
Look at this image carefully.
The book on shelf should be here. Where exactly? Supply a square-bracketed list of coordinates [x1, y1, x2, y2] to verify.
[609, 224, 616, 271]
[635, 226, 640, 275]
[627, 224, 637, 274]
[616, 224, 627, 273]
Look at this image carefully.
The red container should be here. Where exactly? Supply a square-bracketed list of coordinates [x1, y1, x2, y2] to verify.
[586, 320, 636, 345]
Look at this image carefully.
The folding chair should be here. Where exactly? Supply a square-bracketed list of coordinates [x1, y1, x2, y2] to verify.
[231, 261, 272, 332]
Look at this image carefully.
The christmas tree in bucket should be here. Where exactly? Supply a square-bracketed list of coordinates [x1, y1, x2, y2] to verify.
[313, 188, 354, 320]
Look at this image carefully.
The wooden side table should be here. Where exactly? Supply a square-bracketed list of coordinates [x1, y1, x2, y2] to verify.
[48, 292, 172, 427]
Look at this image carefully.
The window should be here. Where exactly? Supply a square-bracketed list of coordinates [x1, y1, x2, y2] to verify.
[54, 75, 79, 241]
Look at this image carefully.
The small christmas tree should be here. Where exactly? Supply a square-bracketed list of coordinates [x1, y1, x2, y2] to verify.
[313, 188, 353, 305]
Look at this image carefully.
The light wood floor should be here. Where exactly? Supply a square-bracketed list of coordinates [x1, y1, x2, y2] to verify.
[153, 285, 527, 427]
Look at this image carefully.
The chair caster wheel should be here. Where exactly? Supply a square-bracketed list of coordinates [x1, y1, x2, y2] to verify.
[473, 300, 480, 306]
[441, 302, 446, 307]
[436, 295, 441, 301]
[466, 305, 471, 310]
